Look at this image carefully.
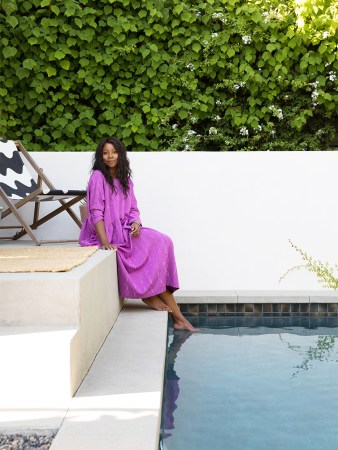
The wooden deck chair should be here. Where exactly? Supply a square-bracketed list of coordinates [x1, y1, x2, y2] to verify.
[0, 139, 86, 245]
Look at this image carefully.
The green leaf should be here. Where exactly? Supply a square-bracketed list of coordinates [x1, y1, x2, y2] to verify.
[52, 130, 62, 139]
[3, 46, 17, 58]
[147, 67, 156, 78]
[173, 4, 184, 14]
[46, 66, 57, 77]
[178, 110, 188, 119]
[40, 0, 50, 6]
[6, 16, 18, 28]
[192, 42, 201, 53]
[22, 59, 37, 70]
[51, 4, 60, 15]
[60, 60, 70, 70]
[317, 75, 326, 86]
[16, 67, 30, 79]
[36, 104, 47, 115]
[104, 5, 113, 14]
[181, 11, 191, 22]
[54, 50, 66, 60]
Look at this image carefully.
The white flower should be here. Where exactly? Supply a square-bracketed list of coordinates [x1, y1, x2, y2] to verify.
[329, 71, 336, 81]
[242, 35, 251, 44]
[183, 137, 189, 142]
[213, 115, 221, 122]
[186, 62, 194, 71]
[276, 109, 283, 119]
[257, 125, 262, 131]
[184, 145, 190, 151]
[271, 130, 276, 138]
[211, 32, 218, 38]
[209, 127, 218, 135]
[202, 40, 209, 46]
[188, 130, 197, 135]
[195, 11, 201, 17]
[216, 100, 222, 106]
[311, 91, 318, 100]
[239, 127, 249, 136]
[172, 124, 178, 129]
[312, 81, 319, 88]
[262, 11, 270, 23]
[234, 82, 246, 90]
[322, 31, 330, 39]
[269, 105, 283, 119]
[212, 12, 227, 23]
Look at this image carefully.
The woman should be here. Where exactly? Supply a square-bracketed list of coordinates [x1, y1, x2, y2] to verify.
[79, 137, 197, 332]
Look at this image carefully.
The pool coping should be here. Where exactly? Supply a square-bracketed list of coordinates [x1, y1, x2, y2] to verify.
[176, 289, 338, 303]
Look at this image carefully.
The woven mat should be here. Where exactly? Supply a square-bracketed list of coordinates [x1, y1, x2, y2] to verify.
[0, 246, 98, 273]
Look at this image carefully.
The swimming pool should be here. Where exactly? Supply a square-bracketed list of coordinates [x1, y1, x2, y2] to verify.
[160, 316, 338, 450]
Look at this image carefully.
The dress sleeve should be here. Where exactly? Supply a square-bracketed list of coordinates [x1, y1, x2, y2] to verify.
[128, 179, 142, 225]
[88, 171, 106, 225]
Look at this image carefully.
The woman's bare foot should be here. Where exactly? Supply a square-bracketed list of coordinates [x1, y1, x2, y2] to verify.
[173, 318, 199, 332]
[142, 297, 172, 312]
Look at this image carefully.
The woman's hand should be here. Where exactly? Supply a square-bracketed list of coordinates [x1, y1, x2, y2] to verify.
[102, 242, 117, 251]
[130, 221, 141, 237]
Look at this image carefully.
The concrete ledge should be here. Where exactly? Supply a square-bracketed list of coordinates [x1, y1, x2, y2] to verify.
[0, 249, 123, 431]
[50, 300, 168, 450]
[176, 290, 237, 303]
[176, 290, 338, 304]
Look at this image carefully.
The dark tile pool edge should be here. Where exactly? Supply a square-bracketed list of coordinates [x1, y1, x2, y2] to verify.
[179, 303, 338, 316]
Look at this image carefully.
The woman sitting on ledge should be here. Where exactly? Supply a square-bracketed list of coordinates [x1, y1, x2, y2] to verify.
[79, 137, 198, 332]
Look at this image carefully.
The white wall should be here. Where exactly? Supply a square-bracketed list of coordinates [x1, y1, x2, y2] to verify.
[2, 151, 338, 291]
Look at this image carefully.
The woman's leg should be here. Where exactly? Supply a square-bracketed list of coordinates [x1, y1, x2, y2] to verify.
[142, 295, 172, 312]
[158, 290, 199, 332]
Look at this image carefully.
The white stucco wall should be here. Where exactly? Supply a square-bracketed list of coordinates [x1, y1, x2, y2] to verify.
[1, 151, 338, 291]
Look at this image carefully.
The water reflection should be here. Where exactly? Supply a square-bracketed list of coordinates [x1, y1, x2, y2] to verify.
[162, 330, 192, 440]
[279, 334, 338, 377]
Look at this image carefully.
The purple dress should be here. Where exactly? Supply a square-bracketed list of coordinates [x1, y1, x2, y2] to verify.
[79, 170, 179, 299]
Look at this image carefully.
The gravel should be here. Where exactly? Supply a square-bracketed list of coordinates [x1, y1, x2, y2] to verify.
[0, 433, 55, 450]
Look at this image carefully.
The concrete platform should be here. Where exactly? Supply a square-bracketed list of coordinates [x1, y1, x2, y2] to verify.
[0, 247, 123, 432]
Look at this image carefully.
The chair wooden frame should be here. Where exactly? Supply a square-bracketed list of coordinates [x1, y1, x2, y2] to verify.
[0, 140, 86, 246]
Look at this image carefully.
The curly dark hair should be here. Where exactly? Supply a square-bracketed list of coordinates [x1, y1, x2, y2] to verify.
[92, 137, 132, 195]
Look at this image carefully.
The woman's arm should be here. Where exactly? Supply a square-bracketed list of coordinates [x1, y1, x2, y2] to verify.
[128, 179, 142, 225]
[88, 172, 116, 250]
[94, 220, 117, 251]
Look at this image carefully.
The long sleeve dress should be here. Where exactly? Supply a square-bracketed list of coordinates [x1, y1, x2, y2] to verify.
[79, 170, 179, 299]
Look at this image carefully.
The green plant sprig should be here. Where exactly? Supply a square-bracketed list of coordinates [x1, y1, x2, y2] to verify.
[280, 239, 338, 290]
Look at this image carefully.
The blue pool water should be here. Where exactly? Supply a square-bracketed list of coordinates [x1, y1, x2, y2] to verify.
[160, 317, 338, 450]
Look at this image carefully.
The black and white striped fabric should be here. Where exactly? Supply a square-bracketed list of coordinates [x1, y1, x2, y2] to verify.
[0, 140, 86, 201]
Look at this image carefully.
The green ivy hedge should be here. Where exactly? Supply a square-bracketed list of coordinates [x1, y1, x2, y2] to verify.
[1, 0, 337, 151]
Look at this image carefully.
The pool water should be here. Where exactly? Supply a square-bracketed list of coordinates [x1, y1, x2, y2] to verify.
[160, 317, 338, 450]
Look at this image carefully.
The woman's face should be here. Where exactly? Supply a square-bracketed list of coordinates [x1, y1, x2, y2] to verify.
[102, 142, 118, 171]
